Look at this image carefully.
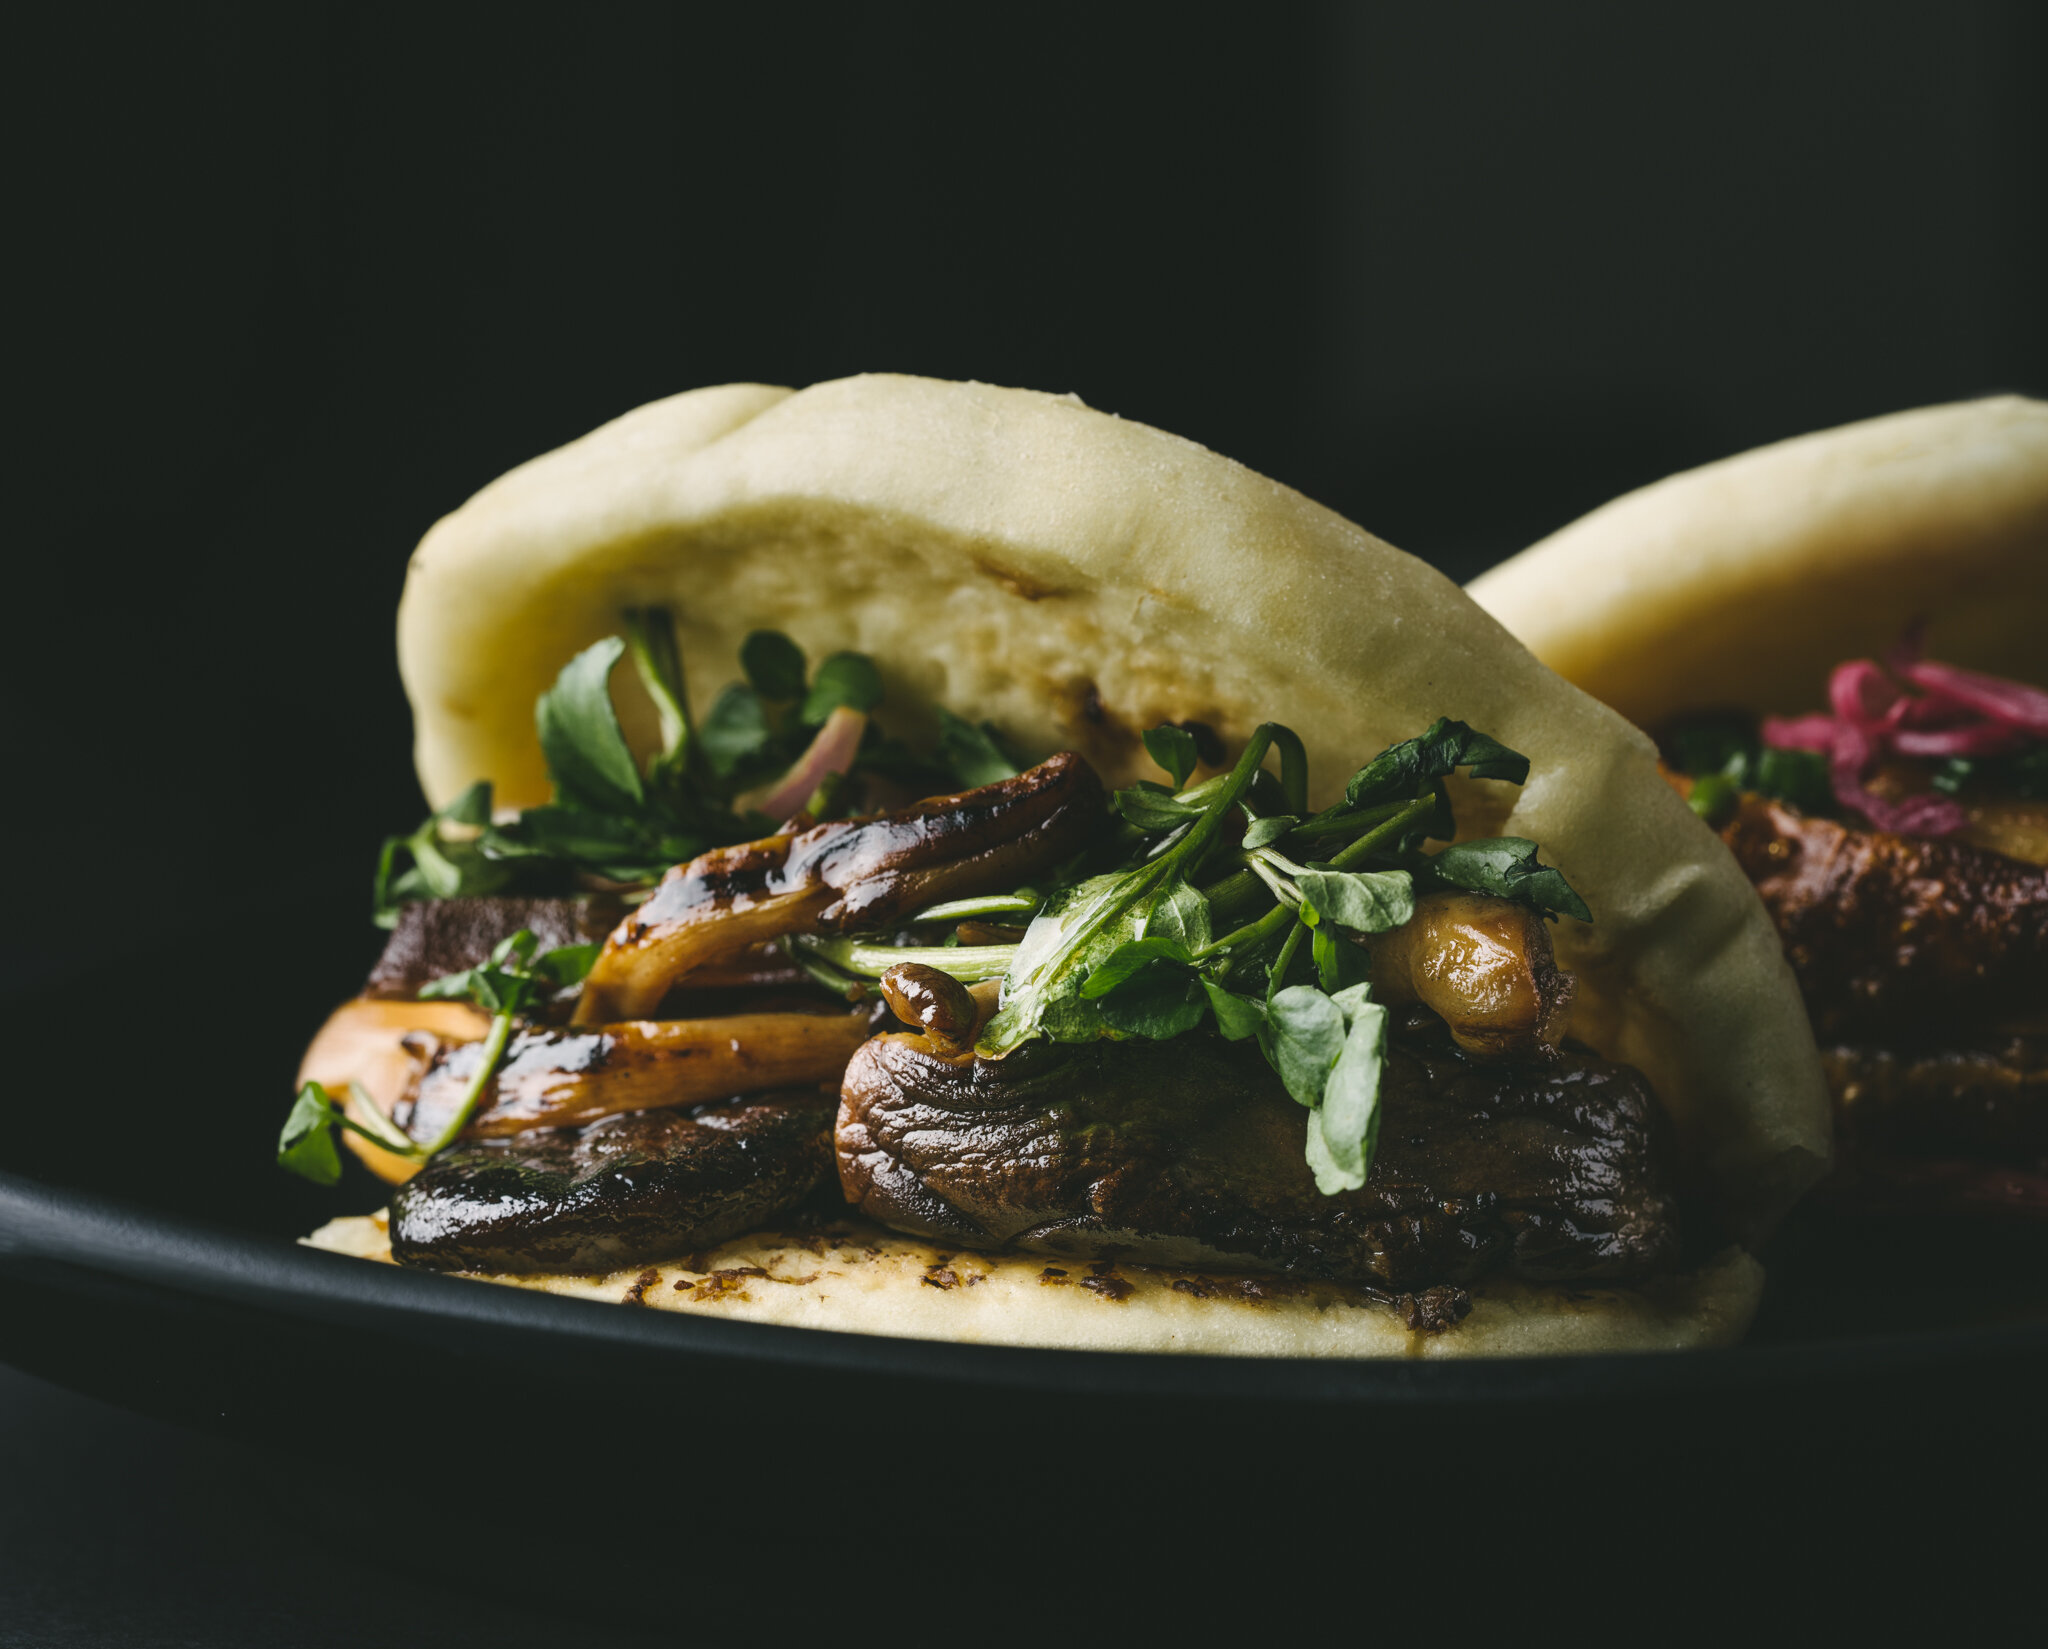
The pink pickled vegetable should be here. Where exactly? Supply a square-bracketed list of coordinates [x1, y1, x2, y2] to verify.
[1757, 625, 2042, 836]
[740, 706, 868, 823]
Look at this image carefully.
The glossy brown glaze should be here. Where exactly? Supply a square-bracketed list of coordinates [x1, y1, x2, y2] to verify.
[389, 1092, 836, 1272]
[366, 896, 629, 1000]
[1723, 794, 2048, 1040]
[576, 753, 1105, 1021]
[878, 964, 980, 1055]
[837, 1032, 1679, 1292]
[1368, 892, 1575, 1060]
[401, 1011, 871, 1139]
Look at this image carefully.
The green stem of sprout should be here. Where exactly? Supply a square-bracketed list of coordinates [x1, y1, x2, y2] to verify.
[412, 1007, 516, 1157]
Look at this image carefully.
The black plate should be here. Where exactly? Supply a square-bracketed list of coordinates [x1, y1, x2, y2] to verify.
[6, 883, 2047, 1486]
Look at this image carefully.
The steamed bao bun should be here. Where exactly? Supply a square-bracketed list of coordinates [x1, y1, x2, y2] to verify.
[389, 374, 1831, 1354]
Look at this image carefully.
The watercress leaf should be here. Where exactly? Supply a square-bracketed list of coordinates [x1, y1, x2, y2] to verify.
[1080, 936, 1197, 998]
[536, 942, 601, 987]
[437, 781, 494, 828]
[278, 1082, 344, 1186]
[1313, 921, 1340, 993]
[1146, 876, 1212, 952]
[740, 630, 808, 702]
[1259, 985, 1347, 1108]
[1430, 837, 1592, 922]
[1344, 717, 1530, 808]
[536, 637, 645, 816]
[1294, 867, 1414, 934]
[1143, 724, 1201, 790]
[1307, 998, 1388, 1193]
[1093, 962, 1207, 1039]
[979, 726, 1279, 1056]
[936, 709, 1021, 788]
[1241, 814, 1297, 850]
[801, 651, 883, 724]
[700, 684, 773, 778]
[1202, 981, 1267, 1041]
[1113, 784, 1205, 832]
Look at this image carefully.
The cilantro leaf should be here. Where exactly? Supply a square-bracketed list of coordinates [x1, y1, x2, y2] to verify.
[1429, 836, 1592, 922]
[1143, 724, 1200, 791]
[937, 709, 1021, 788]
[1091, 962, 1207, 1039]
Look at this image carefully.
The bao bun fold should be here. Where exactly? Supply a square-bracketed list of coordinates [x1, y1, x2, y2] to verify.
[1466, 396, 2048, 731]
[395, 374, 1830, 1352]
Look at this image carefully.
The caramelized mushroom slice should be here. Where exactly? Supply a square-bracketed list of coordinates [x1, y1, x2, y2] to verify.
[402, 1010, 872, 1140]
[1369, 892, 1575, 1061]
[297, 997, 492, 1183]
[576, 752, 1104, 1021]
[879, 967, 1001, 1058]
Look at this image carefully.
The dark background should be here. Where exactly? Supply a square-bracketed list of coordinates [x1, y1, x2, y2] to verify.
[6, 4, 2044, 1640]
[10, 1, 2045, 988]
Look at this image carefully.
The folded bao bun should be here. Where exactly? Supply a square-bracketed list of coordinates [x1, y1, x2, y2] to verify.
[307, 1212, 1764, 1358]
[1466, 396, 2048, 730]
[392, 373, 1830, 1356]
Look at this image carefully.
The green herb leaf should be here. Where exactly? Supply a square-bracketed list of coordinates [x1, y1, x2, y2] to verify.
[1143, 724, 1201, 790]
[1241, 814, 1297, 850]
[1429, 836, 1592, 922]
[740, 630, 808, 701]
[937, 709, 1021, 788]
[1202, 981, 1267, 1040]
[438, 781, 494, 829]
[980, 726, 1279, 1057]
[1753, 746, 1831, 814]
[801, 651, 884, 724]
[1687, 772, 1739, 825]
[1304, 986, 1387, 1193]
[700, 684, 773, 778]
[1080, 935, 1198, 999]
[1344, 717, 1530, 809]
[277, 1082, 345, 1186]
[1092, 962, 1207, 1039]
[1259, 985, 1347, 1108]
[1112, 782, 1206, 832]
[536, 637, 646, 816]
[1293, 867, 1414, 934]
[1146, 876, 1212, 952]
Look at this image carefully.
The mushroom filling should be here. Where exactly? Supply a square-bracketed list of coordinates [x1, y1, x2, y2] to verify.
[285, 619, 1684, 1304]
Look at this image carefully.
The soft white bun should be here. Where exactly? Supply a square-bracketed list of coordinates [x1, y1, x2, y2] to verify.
[396, 373, 1828, 1268]
[308, 1213, 1764, 1359]
[1467, 396, 2048, 729]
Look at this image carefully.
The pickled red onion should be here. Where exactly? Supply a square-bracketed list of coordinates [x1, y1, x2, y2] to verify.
[1756, 628, 2042, 836]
